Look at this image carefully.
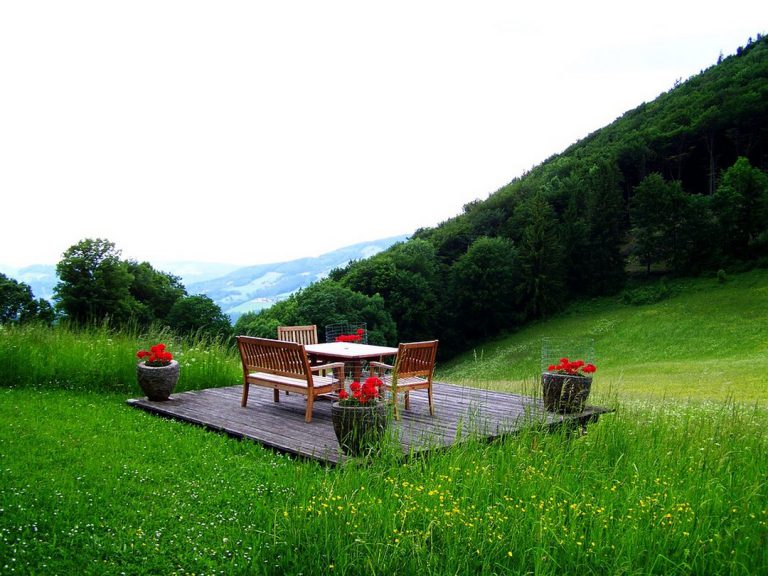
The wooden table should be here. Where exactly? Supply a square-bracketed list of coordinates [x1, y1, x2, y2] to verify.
[305, 342, 398, 383]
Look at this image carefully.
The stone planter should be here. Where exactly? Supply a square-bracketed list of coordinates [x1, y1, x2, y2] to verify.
[541, 372, 592, 413]
[136, 360, 180, 401]
[331, 402, 388, 456]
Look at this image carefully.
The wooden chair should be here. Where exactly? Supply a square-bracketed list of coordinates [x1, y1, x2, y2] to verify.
[277, 325, 321, 395]
[237, 336, 344, 423]
[370, 340, 438, 419]
[277, 325, 318, 346]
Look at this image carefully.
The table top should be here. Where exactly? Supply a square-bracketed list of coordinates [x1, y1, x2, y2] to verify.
[304, 342, 398, 360]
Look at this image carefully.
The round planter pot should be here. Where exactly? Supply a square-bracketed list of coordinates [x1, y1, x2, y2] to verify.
[137, 360, 180, 401]
[331, 402, 388, 457]
[541, 372, 592, 414]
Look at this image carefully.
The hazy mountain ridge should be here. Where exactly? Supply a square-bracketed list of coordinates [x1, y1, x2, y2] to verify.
[187, 235, 409, 319]
[1, 234, 408, 321]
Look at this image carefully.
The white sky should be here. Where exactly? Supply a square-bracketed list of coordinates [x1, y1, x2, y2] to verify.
[1, 1, 766, 268]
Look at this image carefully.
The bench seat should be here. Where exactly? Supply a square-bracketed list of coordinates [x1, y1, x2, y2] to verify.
[246, 371, 339, 391]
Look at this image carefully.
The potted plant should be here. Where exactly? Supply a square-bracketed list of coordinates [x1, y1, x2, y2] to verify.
[136, 343, 179, 401]
[541, 357, 597, 413]
[331, 376, 388, 456]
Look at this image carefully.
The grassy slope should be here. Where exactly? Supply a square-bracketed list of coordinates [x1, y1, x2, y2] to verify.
[436, 269, 768, 404]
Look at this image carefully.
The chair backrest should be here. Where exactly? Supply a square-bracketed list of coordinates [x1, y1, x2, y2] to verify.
[237, 336, 312, 382]
[277, 325, 318, 346]
[395, 340, 438, 379]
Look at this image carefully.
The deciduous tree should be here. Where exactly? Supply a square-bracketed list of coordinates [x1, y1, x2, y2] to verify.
[54, 238, 136, 324]
[450, 236, 522, 339]
[166, 295, 231, 338]
[0, 273, 54, 324]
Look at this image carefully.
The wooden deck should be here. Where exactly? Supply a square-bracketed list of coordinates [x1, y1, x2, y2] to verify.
[127, 382, 613, 465]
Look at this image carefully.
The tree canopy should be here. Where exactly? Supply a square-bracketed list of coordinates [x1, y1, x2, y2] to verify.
[0, 273, 54, 325]
[52, 237, 230, 333]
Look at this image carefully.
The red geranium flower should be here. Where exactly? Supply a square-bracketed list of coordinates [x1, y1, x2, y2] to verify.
[336, 376, 384, 406]
[546, 357, 597, 377]
[136, 342, 174, 367]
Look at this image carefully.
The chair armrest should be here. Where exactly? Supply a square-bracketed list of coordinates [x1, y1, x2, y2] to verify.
[369, 361, 394, 370]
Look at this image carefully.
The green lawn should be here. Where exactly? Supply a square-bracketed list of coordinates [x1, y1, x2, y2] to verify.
[1, 269, 767, 574]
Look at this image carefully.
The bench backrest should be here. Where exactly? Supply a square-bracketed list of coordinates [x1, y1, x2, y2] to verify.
[237, 336, 312, 383]
[276, 325, 318, 346]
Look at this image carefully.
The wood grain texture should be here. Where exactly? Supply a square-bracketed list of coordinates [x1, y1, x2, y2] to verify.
[127, 382, 613, 465]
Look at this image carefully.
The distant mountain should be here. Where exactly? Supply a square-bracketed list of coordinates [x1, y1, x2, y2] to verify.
[1, 234, 408, 321]
[155, 261, 242, 286]
[0, 262, 242, 303]
[186, 234, 409, 320]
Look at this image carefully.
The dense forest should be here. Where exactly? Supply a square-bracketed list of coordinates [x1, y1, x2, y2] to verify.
[236, 35, 768, 357]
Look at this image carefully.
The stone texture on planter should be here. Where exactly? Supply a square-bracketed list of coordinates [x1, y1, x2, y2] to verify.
[541, 372, 592, 413]
[136, 360, 180, 401]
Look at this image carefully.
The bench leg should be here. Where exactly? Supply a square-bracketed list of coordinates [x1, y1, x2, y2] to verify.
[305, 394, 314, 423]
[427, 385, 434, 416]
[241, 382, 250, 407]
[273, 388, 280, 403]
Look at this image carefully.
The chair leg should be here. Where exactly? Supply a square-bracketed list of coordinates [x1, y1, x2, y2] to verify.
[273, 388, 280, 403]
[427, 385, 434, 416]
[404, 390, 410, 410]
[241, 383, 250, 407]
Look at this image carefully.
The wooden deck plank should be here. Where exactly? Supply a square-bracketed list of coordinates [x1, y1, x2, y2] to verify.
[127, 382, 613, 465]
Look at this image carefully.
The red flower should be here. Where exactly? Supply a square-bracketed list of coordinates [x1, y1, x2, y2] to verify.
[136, 343, 173, 367]
[547, 357, 596, 377]
[336, 332, 364, 342]
[337, 376, 384, 406]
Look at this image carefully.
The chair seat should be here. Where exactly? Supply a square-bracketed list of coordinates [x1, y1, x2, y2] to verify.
[380, 375, 429, 388]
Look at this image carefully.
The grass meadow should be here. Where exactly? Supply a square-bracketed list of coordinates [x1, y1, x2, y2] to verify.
[1, 269, 767, 575]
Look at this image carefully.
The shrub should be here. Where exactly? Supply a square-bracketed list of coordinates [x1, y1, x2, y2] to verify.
[620, 278, 675, 305]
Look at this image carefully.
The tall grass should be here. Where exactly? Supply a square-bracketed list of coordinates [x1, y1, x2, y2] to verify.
[0, 322, 241, 395]
[1, 390, 766, 575]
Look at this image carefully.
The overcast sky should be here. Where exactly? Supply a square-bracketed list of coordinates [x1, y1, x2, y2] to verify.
[1, 1, 766, 269]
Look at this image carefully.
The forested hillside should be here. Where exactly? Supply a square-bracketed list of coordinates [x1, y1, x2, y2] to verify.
[237, 35, 768, 357]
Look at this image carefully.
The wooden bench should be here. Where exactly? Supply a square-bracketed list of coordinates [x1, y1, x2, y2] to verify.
[237, 336, 345, 423]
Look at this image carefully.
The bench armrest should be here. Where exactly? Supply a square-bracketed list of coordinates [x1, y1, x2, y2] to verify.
[310, 361, 345, 373]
